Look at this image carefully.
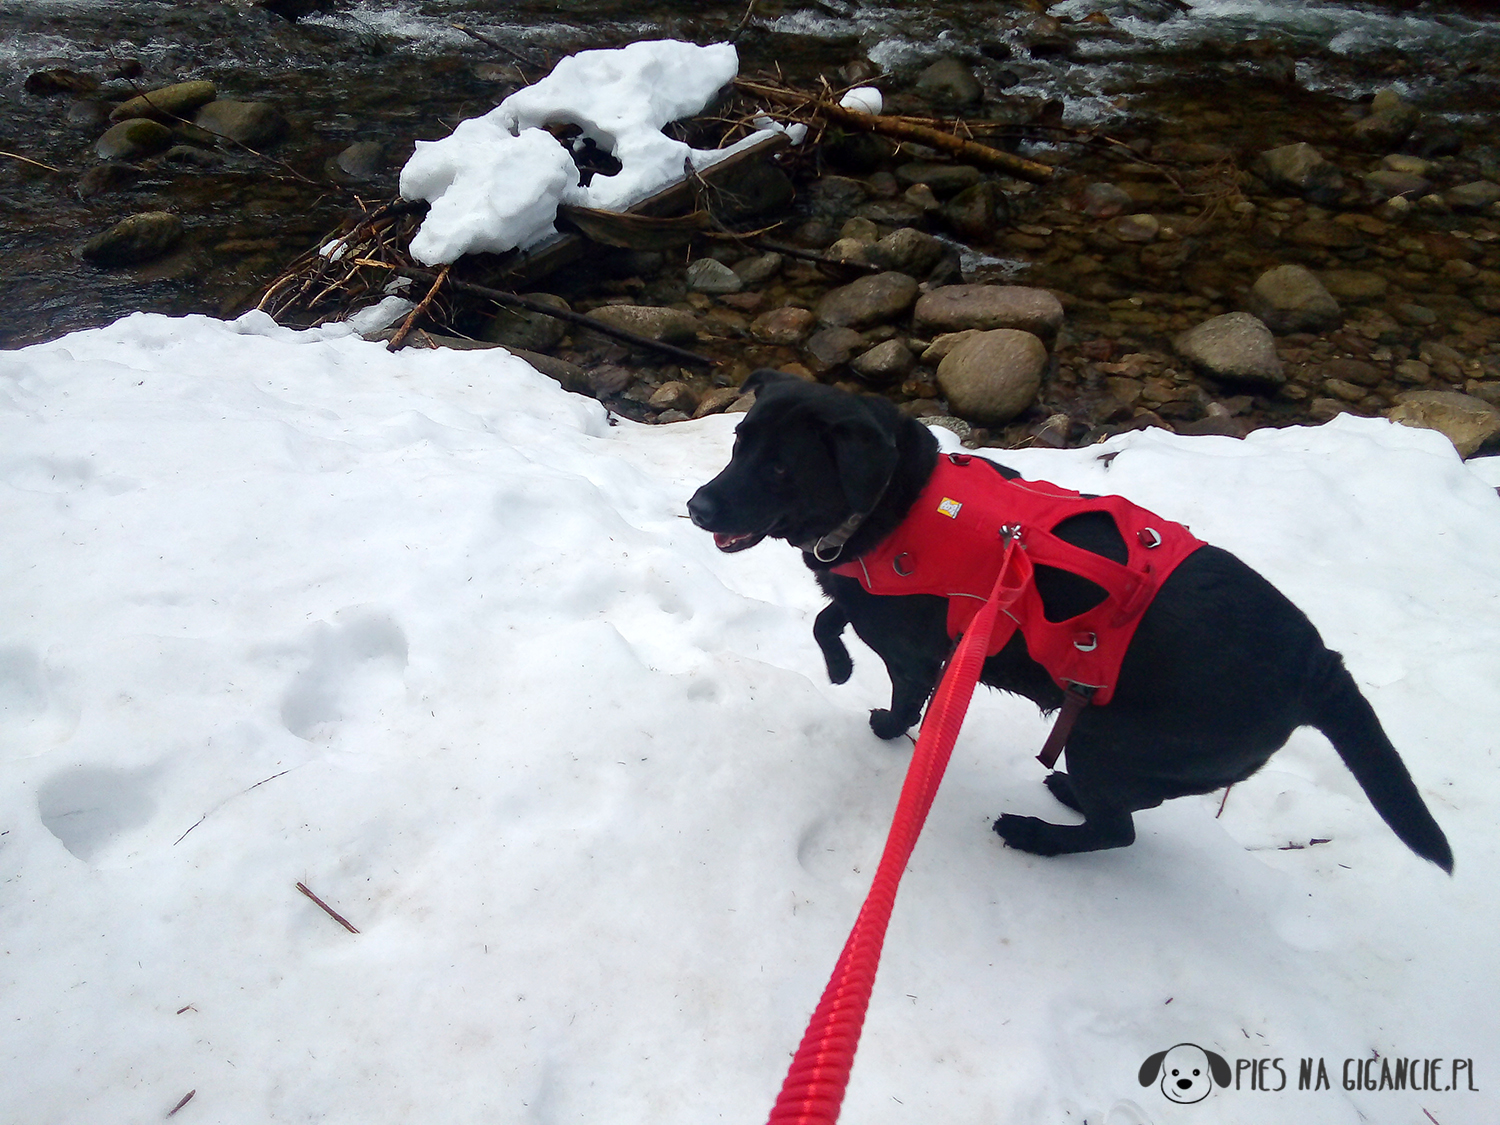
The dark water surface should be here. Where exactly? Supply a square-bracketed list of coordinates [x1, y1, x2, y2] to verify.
[2, 1, 1498, 347]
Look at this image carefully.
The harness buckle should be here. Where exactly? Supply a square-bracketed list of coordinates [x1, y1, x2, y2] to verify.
[1073, 631, 1098, 652]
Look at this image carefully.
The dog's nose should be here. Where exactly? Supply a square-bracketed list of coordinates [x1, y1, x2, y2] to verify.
[1176, 1078, 1193, 1090]
[687, 489, 717, 529]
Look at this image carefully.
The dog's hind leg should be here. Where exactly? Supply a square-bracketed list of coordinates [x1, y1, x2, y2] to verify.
[996, 731, 1140, 856]
[994, 807, 1136, 856]
[813, 604, 854, 684]
[1043, 771, 1084, 812]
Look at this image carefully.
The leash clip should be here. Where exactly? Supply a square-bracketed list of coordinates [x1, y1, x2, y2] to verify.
[998, 522, 1023, 545]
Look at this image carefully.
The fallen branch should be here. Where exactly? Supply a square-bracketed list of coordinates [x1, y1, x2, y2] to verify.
[735, 78, 1056, 183]
[296, 882, 360, 934]
[358, 260, 717, 368]
[387, 262, 450, 351]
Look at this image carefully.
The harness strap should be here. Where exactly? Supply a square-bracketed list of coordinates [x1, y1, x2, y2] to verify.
[1037, 684, 1094, 770]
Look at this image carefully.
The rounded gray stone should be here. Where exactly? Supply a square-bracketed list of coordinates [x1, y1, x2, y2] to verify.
[864, 227, 945, 277]
[913, 284, 1065, 340]
[685, 258, 744, 294]
[850, 339, 916, 384]
[915, 58, 982, 107]
[586, 305, 700, 344]
[95, 117, 173, 160]
[750, 306, 815, 346]
[108, 80, 217, 123]
[1246, 264, 1342, 334]
[1318, 269, 1388, 305]
[193, 99, 289, 148]
[1173, 312, 1285, 388]
[814, 271, 919, 330]
[482, 293, 570, 351]
[935, 329, 1047, 424]
[79, 211, 184, 267]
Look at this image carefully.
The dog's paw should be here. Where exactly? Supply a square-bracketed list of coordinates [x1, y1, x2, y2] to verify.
[993, 813, 1066, 857]
[868, 708, 911, 740]
[823, 646, 853, 685]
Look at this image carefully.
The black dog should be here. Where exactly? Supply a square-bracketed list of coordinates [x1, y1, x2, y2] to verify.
[688, 370, 1452, 870]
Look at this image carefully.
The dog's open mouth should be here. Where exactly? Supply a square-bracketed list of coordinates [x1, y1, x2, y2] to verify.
[713, 530, 765, 553]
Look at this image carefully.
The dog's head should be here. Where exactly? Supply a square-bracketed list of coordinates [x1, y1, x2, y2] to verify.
[687, 370, 903, 556]
[1138, 1043, 1230, 1104]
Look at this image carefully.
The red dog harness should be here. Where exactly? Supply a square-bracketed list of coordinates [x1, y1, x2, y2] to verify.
[831, 453, 1205, 709]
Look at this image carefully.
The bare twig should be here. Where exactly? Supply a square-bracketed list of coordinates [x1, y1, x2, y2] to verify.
[174, 769, 294, 845]
[727, 0, 757, 43]
[387, 262, 450, 350]
[449, 23, 543, 72]
[1215, 785, 1233, 818]
[167, 1090, 195, 1117]
[296, 882, 360, 934]
[1, 149, 63, 174]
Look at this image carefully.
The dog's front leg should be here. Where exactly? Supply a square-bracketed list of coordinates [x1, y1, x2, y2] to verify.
[812, 604, 853, 684]
[870, 663, 938, 740]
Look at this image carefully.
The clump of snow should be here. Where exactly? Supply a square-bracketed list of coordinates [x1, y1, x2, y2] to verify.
[344, 294, 415, 338]
[401, 123, 582, 261]
[3, 312, 1499, 1122]
[401, 39, 773, 265]
[839, 86, 883, 115]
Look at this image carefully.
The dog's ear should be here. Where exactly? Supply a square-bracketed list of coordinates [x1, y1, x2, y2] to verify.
[741, 368, 802, 398]
[829, 413, 898, 514]
[1205, 1049, 1231, 1088]
[1137, 1051, 1167, 1087]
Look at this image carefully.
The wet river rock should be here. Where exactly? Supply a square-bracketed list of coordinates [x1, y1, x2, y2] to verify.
[936, 329, 1048, 424]
[193, 100, 289, 148]
[108, 80, 217, 123]
[1387, 390, 1500, 457]
[95, 118, 173, 160]
[815, 271, 920, 330]
[1247, 265, 1343, 334]
[79, 211, 183, 267]
[1173, 312, 1285, 388]
[912, 284, 1066, 342]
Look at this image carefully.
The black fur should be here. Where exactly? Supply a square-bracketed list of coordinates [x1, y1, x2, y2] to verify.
[688, 371, 1452, 871]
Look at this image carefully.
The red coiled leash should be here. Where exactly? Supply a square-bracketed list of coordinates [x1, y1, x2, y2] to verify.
[766, 537, 1031, 1125]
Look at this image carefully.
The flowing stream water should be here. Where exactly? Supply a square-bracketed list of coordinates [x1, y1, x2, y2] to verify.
[1, 0, 1498, 348]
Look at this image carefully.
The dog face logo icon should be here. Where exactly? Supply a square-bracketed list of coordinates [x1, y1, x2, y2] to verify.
[1139, 1043, 1231, 1104]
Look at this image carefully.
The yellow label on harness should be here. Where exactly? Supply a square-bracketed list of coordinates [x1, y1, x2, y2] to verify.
[937, 497, 962, 519]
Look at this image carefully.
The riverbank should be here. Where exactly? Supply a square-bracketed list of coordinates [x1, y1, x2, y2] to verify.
[3, 1, 1499, 451]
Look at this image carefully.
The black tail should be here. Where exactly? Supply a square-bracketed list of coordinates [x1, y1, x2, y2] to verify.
[1305, 652, 1452, 873]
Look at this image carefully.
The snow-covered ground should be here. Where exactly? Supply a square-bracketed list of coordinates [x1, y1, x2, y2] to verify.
[3, 311, 1498, 1125]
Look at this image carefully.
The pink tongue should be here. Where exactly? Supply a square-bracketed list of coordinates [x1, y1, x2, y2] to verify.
[714, 532, 742, 550]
